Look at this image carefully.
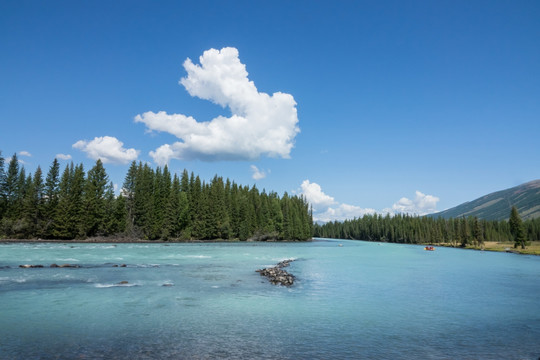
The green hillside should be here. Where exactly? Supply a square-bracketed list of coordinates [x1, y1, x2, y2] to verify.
[431, 180, 540, 221]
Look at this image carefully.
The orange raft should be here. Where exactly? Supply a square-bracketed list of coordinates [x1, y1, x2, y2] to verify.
[424, 246, 435, 251]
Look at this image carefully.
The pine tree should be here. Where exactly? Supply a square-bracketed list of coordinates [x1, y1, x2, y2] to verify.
[509, 206, 527, 249]
[85, 159, 109, 236]
[43, 158, 60, 238]
[21, 167, 44, 237]
[4, 154, 20, 216]
[123, 161, 138, 235]
[162, 174, 180, 239]
[472, 217, 484, 246]
[113, 194, 127, 235]
[53, 163, 75, 239]
[133, 163, 154, 238]
[68, 164, 86, 238]
[102, 181, 118, 235]
[0, 151, 6, 218]
[150, 166, 171, 239]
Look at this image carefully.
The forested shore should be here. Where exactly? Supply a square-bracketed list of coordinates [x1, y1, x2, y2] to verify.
[313, 213, 540, 246]
[0, 152, 313, 241]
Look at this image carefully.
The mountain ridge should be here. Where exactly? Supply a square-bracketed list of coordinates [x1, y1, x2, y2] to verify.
[430, 179, 540, 221]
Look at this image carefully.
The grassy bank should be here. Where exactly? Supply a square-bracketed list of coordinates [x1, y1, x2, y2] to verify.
[438, 241, 540, 255]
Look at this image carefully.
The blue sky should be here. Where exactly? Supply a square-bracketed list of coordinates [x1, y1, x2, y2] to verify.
[1, 0, 539, 221]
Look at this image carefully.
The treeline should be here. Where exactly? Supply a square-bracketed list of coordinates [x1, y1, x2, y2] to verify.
[0, 152, 312, 241]
[313, 213, 540, 246]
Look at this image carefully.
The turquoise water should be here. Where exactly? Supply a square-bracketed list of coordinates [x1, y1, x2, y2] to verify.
[1, 239, 539, 359]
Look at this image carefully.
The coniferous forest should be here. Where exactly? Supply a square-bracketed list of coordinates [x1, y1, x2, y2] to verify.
[313, 212, 540, 246]
[0, 152, 313, 241]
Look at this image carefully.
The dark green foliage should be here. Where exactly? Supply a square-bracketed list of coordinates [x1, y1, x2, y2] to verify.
[123, 161, 137, 235]
[0, 151, 312, 241]
[42, 158, 60, 238]
[84, 160, 109, 236]
[314, 212, 540, 245]
[509, 206, 528, 249]
[4, 154, 20, 214]
[0, 151, 5, 218]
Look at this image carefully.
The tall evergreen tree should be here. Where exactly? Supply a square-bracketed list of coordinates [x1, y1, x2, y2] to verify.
[4, 154, 20, 215]
[103, 181, 120, 235]
[53, 163, 75, 239]
[509, 206, 527, 249]
[123, 161, 138, 234]
[21, 166, 44, 237]
[85, 159, 109, 236]
[0, 151, 6, 218]
[133, 163, 154, 238]
[43, 158, 60, 238]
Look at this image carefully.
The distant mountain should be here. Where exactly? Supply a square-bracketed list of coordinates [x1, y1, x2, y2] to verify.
[430, 180, 540, 221]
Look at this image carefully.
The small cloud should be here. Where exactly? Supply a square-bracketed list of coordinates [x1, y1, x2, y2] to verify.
[56, 153, 72, 160]
[250, 165, 268, 180]
[299, 180, 336, 209]
[73, 136, 139, 164]
[135, 47, 300, 165]
[19, 151, 32, 157]
[316, 204, 377, 223]
[384, 191, 440, 216]
[299, 180, 440, 222]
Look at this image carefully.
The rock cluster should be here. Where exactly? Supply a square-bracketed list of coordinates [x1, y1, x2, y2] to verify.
[50, 264, 80, 268]
[19, 264, 79, 268]
[19, 264, 44, 268]
[256, 259, 296, 286]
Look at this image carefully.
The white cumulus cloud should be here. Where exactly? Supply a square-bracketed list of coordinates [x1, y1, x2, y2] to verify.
[383, 191, 440, 216]
[300, 180, 336, 209]
[299, 180, 439, 222]
[73, 136, 139, 164]
[250, 165, 268, 180]
[56, 153, 72, 160]
[135, 47, 300, 165]
[299, 180, 375, 222]
[19, 151, 32, 157]
[316, 204, 377, 223]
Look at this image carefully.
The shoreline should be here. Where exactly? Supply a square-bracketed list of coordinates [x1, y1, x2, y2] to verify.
[434, 241, 540, 256]
[0, 237, 313, 244]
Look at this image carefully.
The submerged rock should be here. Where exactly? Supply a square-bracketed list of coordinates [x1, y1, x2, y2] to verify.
[256, 259, 296, 286]
[19, 264, 44, 268]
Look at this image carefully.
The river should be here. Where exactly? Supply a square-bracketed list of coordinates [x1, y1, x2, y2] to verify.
[1, 239, 539, 359]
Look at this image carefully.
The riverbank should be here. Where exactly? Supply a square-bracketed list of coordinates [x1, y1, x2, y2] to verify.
[437, 241, 540, 256]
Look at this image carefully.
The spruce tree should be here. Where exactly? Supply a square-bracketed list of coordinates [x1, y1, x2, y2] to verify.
[43, 158, 60, 238]
[0, 151, 5, 218]
[53, 163, 75, 239]
[102, 181, 118, 235]
[133, 163, 154, 238]
[509, 206, 527, 249]
[4, 154, 20, 215]
[162, 174, 181, 239]
[85, 159, 108, 237]
[21, 166, 43, 237]
[123, 161, 137, 234]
